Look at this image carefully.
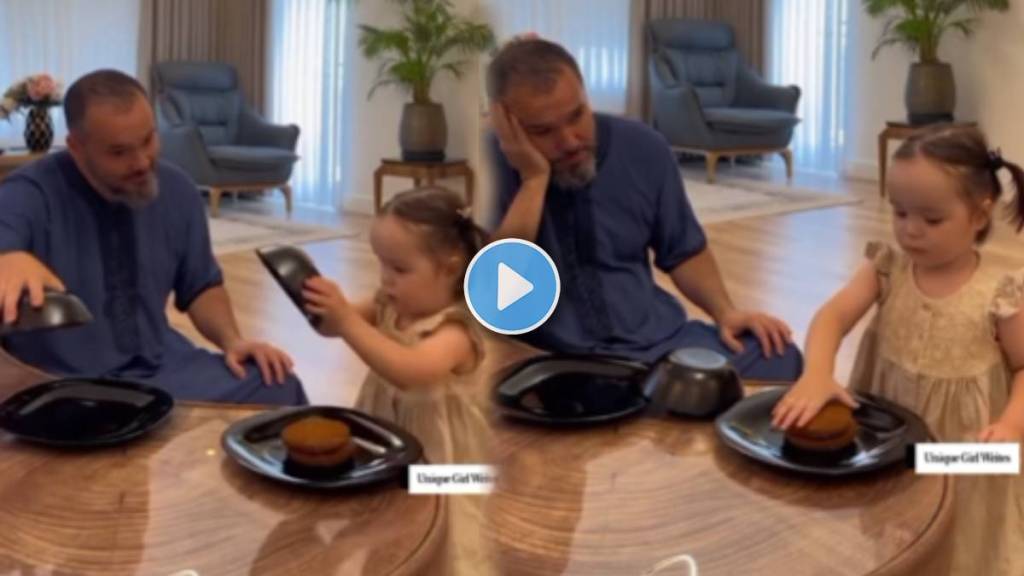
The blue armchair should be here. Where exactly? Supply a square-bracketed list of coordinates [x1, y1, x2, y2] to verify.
[151, 62, 299, 217]
[648, 20, 801, 183]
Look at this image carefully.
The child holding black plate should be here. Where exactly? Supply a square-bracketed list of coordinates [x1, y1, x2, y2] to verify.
[302, 186, 496, 575]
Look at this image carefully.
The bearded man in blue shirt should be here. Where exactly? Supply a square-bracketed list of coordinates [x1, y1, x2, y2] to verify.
[488, 39, 802, 380]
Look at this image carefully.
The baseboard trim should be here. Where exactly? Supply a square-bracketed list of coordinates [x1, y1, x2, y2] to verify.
[342, 194, 374, 216]
[844, 160, 879, 183]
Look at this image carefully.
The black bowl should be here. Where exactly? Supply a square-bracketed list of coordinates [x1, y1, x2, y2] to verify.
[0, 289, 93, 336]
[641, 348, 744, 419]
[256, 245, 322, 327]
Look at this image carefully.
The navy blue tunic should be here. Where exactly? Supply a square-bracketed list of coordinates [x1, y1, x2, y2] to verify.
[0, 152, 306, 404]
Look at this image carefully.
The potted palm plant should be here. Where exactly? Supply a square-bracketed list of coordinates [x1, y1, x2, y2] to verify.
[359, 0, 495, 162]
[865, 0, 1009, 125]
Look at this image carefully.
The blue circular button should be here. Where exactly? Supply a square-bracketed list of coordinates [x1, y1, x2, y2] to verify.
[464, 239, 560, 335]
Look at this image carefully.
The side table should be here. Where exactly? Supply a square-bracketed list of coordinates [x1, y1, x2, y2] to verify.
[373, 158, 474, 213]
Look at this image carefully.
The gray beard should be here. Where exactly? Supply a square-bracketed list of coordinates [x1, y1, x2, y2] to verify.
[552, 156, 597, 190]
[99, 174, 160, 209]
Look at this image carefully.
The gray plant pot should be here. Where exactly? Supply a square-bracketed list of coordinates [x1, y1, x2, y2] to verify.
[399, 102, 447, 162]
[905, 62, 956, 125]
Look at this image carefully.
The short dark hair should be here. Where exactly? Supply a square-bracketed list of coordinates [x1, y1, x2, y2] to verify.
[486, 38, 583, 100]
[63, 69, 148, 132]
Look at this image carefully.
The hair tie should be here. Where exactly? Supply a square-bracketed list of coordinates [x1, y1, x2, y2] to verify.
[454, 207, 474, 228]
[988, 148, 1006, 172]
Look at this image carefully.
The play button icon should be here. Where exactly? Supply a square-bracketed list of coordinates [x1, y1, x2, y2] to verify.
[465, 239, 560, 335]
[497, 263, 533, 311]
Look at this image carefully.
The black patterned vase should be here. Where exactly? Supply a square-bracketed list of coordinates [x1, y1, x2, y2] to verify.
[24, 106, 54, 152]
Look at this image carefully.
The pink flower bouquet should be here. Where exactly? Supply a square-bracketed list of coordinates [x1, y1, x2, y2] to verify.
[0, 74, 63, 121]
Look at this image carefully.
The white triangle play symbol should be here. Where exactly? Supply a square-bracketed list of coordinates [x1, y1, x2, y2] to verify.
[497, 262, 534, 311]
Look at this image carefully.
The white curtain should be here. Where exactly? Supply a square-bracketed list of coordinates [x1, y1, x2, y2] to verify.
[482, 0, 632, 115]
[0, 0, 140, 147]
[267, 0, 350, 210]
[767, 0, 849, 175]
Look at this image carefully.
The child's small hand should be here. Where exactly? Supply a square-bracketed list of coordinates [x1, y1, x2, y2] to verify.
[771, 375, 859, 431]
[977, 420, 1024, 443]
[302, 276, 355, 337]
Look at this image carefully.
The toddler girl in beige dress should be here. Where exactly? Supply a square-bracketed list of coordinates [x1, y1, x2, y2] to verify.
[774, 126, 1024, 575]
[303, 187, 495, 575]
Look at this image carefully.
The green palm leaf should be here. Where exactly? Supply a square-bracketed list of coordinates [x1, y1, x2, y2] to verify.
[360, 0, 494, 104]
[863, 0, 1008, 62]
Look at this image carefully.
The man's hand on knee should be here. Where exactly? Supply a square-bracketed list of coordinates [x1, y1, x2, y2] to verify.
[717, 309, 794, 358]
[223, 339, 295, 386]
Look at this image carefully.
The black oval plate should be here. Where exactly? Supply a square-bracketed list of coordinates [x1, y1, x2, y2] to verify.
[715, 387, 930, 477]
[0, 378, 174, 448]
[222, 406, 423, 489]
[494, 355, 651, 426]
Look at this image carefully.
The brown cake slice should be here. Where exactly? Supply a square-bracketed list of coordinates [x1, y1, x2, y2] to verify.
[784, 401, 858, 452]
[281, 415, 356, 468]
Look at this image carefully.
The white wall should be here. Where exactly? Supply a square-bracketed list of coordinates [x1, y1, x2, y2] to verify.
[965, 4, 1024, 168]
[342, 0, 487, 217]
[844, 3, 1015, 182]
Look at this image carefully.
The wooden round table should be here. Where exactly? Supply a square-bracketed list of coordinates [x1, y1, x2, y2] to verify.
[0, 354, 445, 576]
[485, 384, 954, 576]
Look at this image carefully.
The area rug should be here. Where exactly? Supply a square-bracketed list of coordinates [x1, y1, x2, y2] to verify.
[208, 213, 359, 255]
[684, 175, 860, 224]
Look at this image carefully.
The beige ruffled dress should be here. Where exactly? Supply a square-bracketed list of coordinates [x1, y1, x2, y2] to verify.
[354, 300, 496, 575]
[849, 242, 1024, 576]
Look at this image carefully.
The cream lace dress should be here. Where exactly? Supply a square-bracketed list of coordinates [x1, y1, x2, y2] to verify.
[849, 242, 1024, 576]
[354, 300, 496, 575]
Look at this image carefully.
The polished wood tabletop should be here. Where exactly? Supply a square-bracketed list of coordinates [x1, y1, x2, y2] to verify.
[482, 342, 954, 576]
[0, 340, 955, 576]
[0, 351, 444, 576]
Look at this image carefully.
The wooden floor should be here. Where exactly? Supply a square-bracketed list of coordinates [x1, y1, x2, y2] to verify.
[172, 165, 1024, 405]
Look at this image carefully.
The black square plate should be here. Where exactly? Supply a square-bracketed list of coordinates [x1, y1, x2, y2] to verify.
[222, 406, 423, 489]
[0, 378, 174, 448]
[715, 387, 930, 477]
[494, 355, 651, 426]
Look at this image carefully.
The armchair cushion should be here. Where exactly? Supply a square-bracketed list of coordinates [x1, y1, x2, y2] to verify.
[662, 50, 738, 108]
[702, 108, 800, 135]
[166, 88, 240, 146]
[207, 146, 299, 171]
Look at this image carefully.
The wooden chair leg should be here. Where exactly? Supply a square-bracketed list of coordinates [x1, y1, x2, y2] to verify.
[280, 184, 293, 214]
[780, 149, 794, 181]
[878, 132, 888, 197]
[374, 169, 384, 214]
[706, 153, 719, 184]
[209, 187, 223, 218]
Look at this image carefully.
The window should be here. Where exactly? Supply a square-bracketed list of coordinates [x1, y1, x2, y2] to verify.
[0, 0, 140, 146]
[482, 0, 631, 114]
[767, 0, 849, 174]
[267, 0, 350, 210]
